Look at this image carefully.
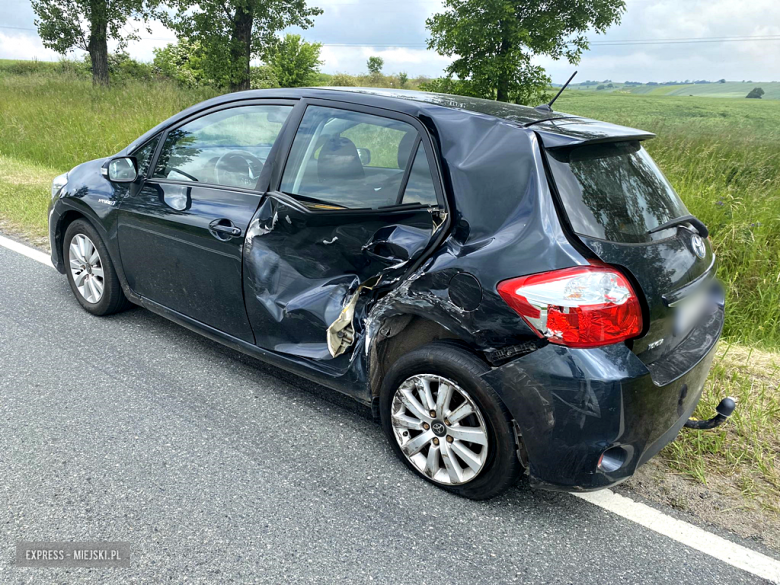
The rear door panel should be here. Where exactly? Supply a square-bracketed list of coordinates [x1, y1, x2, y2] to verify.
[243, 192, 434, 364]
[243, 100, 446, 366]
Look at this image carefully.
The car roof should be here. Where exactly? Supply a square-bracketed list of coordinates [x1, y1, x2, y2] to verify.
[312, 88, 656, 147]
[124, 86, 653, 153]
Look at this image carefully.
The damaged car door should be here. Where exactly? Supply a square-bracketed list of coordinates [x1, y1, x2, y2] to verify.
[243, 103, 444, 365]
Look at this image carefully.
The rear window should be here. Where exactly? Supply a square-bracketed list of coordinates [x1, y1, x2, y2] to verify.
[546, 141, 689, 243]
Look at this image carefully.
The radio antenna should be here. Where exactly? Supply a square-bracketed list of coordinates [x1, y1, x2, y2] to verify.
[535, 71, 577, 113]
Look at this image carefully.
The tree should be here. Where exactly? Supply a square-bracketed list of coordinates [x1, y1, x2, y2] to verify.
[367, 56, 384, 75]
[398, 71, 409, 88]
[32, 0, 157, 86]
[268, 34, 322, 87]
[163, 0, 322, 92]
[746, 87, 764, 99]
[426, 0, 625, 103]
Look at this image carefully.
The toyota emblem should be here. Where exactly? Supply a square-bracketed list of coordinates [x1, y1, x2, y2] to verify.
[691, 235, 706, 259]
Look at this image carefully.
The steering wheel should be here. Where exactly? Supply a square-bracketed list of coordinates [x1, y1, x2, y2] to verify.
[214, 150, 264, 187]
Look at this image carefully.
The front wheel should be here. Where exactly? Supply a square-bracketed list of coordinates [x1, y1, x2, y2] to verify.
[380, 342, 523, 499]
[63, 219, 130, 316]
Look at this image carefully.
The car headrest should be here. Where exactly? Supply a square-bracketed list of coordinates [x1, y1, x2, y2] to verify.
[397, 131, 418, 169]
[318, 136, 365, 182]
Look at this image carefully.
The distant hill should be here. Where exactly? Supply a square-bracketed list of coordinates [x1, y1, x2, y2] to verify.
[569, 81, 780, 100]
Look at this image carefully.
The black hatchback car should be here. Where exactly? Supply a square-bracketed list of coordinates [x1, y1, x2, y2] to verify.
[48, 88, 724, 499]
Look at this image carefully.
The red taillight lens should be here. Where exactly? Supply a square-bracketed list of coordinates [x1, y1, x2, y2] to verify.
[497, 266, 643, 348]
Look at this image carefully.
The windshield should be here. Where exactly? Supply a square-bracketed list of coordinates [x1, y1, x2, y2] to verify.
[547, 141, 689, 244]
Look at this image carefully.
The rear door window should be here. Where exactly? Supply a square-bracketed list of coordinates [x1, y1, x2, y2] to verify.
[546, 141, 689, 243]
[280, 106, 437, 210]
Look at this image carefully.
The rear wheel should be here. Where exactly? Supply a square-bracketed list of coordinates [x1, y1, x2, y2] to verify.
[64, 219, 129, 316]
[380, 342, 523, 499]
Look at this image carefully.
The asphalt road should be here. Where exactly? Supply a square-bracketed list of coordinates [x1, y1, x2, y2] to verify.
[0, 243, 774, 584]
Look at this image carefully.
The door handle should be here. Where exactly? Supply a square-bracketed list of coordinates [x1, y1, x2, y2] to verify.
[209, 219, 242, 239]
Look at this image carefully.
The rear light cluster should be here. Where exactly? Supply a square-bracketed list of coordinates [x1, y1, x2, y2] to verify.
[497, 266, 643, 348]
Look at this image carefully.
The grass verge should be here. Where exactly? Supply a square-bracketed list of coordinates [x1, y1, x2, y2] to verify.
[628, 343, 780, 549]
[667, 345, 779, 507]
[0, 155, 56, 246]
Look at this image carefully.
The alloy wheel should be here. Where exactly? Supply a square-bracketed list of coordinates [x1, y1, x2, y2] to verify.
[390, 374, 489, 485]
[68, 234, 105, 304]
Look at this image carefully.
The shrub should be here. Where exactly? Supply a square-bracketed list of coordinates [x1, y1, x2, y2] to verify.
[250, 64, 279, 89]
[330, 73, 357, 86]
[153, 40, 217, 88]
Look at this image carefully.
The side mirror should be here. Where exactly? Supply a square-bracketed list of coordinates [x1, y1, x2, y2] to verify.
[105, 157, 137, 182]
[357, 148, 371, 166]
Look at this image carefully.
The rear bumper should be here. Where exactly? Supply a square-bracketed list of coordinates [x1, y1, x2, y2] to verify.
[481, 305, 724, 491]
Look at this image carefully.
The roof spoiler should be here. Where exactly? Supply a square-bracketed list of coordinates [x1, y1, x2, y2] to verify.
[536, 128, 656, 150]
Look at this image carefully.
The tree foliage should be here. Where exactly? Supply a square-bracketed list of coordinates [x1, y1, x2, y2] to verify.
[250, 64, 279, 89]
[153, 39, 212, 87]
[268, 34, 322, 88]
[366, 56, 384, 75]
[426, 0, 625, 104]
[746, 87, 764, 99]
[162, 0, 322, 91]
[32, 0, 157, 86]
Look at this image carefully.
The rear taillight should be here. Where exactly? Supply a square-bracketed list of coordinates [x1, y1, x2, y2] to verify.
[497, 266, 643, 348]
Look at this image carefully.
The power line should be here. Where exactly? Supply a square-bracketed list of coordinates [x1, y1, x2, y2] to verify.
[2, 25, 779, 47]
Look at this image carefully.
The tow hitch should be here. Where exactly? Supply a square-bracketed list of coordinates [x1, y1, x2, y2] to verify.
[684, 397, 737, 430]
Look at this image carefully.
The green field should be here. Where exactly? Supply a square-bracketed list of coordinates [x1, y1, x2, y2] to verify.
[571, 81, 780, 100]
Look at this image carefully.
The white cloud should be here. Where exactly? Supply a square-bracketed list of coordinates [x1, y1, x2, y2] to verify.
[0, 32, 61, 61]
[320, 45, 452, 76]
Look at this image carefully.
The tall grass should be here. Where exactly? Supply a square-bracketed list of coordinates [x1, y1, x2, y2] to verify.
[0, 73, 217, 170]
[557, 92, 780, 348]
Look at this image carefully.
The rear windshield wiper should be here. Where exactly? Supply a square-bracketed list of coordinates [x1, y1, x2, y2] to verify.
[648, 214, 709, 238]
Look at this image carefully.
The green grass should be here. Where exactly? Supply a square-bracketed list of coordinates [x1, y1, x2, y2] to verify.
[556, 92, 780, 348]
[0, 73, 217, 170]
[0, 155, 55, 241]
[664, 345, 780, 513]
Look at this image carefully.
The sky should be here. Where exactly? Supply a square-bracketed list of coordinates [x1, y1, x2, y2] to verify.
[0, 0, 778, 83]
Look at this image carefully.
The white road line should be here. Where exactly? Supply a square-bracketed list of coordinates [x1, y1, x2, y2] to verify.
[0, 234, 53, 267]
[575, 489, 780, 583]
[1, 231, 779, 582]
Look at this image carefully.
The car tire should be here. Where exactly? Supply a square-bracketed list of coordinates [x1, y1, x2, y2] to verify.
[380, 341, 523, 500]
[63, 219, 130, 316]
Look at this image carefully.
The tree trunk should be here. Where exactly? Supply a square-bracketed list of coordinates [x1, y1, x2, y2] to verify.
[88, 0, 109, 86]
[495, 29, 510, 102]
[229, 4, 254, 92]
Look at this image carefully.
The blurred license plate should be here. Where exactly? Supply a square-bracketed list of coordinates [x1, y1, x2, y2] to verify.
[675, 291, 710, 335]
